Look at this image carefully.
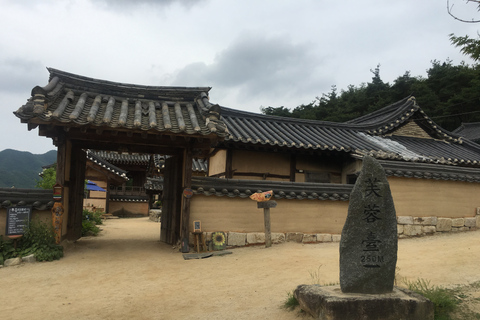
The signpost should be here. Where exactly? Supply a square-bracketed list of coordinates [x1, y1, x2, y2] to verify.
[6, 206, 32, 248]
[257, 201, 277, 248]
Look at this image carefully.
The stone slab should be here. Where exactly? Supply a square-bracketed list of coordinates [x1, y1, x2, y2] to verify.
[464, 217, 476, 228]
[413, 216, 437, 226]
[303, 234, 316, 243]
[403, 225, 422, 236]
[271, 233, 285, 244]
[286, 232, 304, 243]
[422, 226, 436, 235]
[294, 284, 434, 320]
[21, 254, 36, 263]
[397, 224, 404, 234]
[4, 257, 22, 267]
[227, 232, 246, 247]
[246, 233, 265, 244]
[451, 218, 465, 227]
[397, 216, 413, 225]
[331, 234, 341, 242]
[316, 234, 332, 242]
[436, 218, 452, 232]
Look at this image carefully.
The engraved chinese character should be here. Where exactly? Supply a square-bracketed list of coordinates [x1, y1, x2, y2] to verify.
[365, 178, 381, 197]
[362, 231, 381, 251]
[363, 204, 381, 223]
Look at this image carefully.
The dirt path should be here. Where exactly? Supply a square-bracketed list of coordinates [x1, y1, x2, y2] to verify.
[1, 218, 479, 319]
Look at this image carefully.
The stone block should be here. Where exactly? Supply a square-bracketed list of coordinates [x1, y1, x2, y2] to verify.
[302, 234, 316, 243]
[271, 233, 285, 244]
[413, 217, 437, 226]
[227, 232, 246, 247]
[464, 218, 476, 228]
[452, 218, 465, 227]
[477, 207, 480, 215]
[286, 232, 303, 243]
[477, 216, 480, 228]
[436, 218, 452, 232]
[422, 226, 436, 235]
[246, 233, 265, 244]
[4, 257, 22, 267]
[21, 254, 36, 263]
[397, 225, 404, 234]
[316, 234, 332, 242]
[332, 234, 341, 242]
[403, 225, 422, 236]
[294, 285, 434, 320]
[397, 216, 413, 225]
[452, 227, 467, 232]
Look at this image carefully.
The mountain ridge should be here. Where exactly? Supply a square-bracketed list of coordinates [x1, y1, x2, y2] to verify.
[0, 149, 57, 188]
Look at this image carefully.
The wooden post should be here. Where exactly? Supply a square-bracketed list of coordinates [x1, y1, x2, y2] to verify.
[180, 147, 193, 252]
[257, 201, 277, 248]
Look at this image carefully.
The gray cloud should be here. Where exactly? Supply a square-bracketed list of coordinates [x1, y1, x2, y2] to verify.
[92, 0, 207, 9]
[171, 33, 329, 107]
[0, 58, 45, 93]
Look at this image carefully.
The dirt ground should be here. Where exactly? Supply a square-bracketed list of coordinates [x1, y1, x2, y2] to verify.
[1, 217, 479, 320]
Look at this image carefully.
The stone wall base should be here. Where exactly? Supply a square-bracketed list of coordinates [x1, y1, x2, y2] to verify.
[294, 284, 433, 320]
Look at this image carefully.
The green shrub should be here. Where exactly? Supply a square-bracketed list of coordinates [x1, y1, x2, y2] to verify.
[82, 209, 102, 236]
[0, 235, 16, 264]
[19, 218, 63, 262]
[0, 218, 63, 264]
[82, 209, 103, 225]
[405, 278, 459, 320]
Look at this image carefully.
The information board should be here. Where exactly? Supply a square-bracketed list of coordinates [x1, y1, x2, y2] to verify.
[6, 206, 32, 236]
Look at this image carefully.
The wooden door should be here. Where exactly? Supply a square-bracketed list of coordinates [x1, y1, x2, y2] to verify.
[160, 155, 183, 244]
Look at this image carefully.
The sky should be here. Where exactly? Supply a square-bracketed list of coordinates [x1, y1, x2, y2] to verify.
[1, 0, 479, 154]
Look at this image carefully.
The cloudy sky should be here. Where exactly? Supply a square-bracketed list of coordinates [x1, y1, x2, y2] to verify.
[1, 0, 479, 153]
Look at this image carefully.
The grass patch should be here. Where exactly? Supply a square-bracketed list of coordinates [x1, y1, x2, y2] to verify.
[405, 278, 459, 320]
[283, 291, 299, 311]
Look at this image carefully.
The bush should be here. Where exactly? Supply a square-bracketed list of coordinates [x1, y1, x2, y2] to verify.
[82, 209, 102, 236]
[0, 218, 63, 264]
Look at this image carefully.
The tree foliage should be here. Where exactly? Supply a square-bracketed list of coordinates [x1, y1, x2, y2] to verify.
[35, 165, 56, 189]
[261, 60, 480, 131]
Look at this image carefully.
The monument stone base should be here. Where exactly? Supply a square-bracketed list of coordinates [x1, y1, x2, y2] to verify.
[294, 284, 434, 320]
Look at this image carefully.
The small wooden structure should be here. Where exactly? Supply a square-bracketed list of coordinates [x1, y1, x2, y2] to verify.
[14, 68, 227, 244]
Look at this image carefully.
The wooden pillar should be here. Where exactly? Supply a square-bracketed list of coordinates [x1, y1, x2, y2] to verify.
[225, 149, 233, 178]
[67, 145, 86, 240]
[55, 136, 69, 239]
[290, 154, 296, 182]
[180, 147, 193, 252]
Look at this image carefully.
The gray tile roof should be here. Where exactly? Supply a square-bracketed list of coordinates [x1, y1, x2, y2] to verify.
[453, 122, 480, 142]
[14, 68, 228, 139]
[86, 150, 128, 180]
[220, 96, 480, 166]
[0, 188, 54, 210]
[191, 177, 352, 201]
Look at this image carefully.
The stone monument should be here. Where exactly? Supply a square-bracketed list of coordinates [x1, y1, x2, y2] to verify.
[339, 155, 397, 294]
[294, 156, 434, 319]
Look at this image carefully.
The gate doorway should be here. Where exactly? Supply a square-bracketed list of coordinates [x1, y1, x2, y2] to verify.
[14, 68, 227, 245]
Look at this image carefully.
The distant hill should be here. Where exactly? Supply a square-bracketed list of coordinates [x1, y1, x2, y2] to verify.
[0, 149, 57, 188]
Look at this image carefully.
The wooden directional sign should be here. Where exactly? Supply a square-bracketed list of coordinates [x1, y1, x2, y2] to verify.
[257, 201, 277, 209]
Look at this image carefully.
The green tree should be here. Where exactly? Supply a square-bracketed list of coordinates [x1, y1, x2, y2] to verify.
[450, 33, 480, 62]
[36, 165, 56, 189]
